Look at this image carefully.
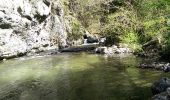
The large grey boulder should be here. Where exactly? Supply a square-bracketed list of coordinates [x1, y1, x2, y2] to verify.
[0, 0, 68, 58]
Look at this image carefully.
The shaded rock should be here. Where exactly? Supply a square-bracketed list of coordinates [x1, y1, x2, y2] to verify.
[99, 37, 106, 46]
[152, 88, 170, 100]
[151, 77, 170, 95]
[87, 37, 98, 43]
[95, 47, 108, 54]
[163, 63, 170, 72]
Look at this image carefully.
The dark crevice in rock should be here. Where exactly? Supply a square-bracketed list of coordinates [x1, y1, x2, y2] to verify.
[43, 0, 50, 7]
[0, 18, 3, 22]
[51, 3, 62, 16]
[0, 23, 12, 29]
[34, 14, 48, 23]
[0, 10, 5, 14]
[17, 7, 22, 15]
[17, 7, 32, 21]
[43, 44, 49, 47]
[55, 7, 61, 16]
[17, 52, 27, 57]
[23, 15, 32, 21]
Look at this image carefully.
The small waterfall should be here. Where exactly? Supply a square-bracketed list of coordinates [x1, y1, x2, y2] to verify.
[83, 39, 88, 45]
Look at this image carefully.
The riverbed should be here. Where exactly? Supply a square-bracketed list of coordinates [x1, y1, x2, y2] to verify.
[0, 53, 169, 100]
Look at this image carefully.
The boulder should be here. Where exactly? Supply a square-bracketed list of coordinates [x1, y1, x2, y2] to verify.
[95, 47, 108, 54]
[151, 77, 170, 95]
[87, 37, 98, 43]
[99, 37, 106, 46]
[163, 63, 170, 72]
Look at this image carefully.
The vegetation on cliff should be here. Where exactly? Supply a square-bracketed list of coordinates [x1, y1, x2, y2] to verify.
[62, 0, 170, 58]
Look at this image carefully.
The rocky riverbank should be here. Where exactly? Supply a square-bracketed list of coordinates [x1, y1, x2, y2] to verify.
[138, 62, 170, 72]
[95, 45, 133, 54]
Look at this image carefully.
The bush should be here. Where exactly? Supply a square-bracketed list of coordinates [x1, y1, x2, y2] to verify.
[66, 16, 84, 40]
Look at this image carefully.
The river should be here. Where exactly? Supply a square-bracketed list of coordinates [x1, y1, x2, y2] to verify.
[0, 52, 169, 100]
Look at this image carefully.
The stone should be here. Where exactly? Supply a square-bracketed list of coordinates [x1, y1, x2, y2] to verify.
[151, 77, 170, 95]
[95, 47, 108, 54]
[99, 37, 106, 46]
[163, 63, 170, 72]
[87, 36, 98, 43]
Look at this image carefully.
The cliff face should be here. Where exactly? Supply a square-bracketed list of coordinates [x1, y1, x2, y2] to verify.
[0, 0, 68, 58]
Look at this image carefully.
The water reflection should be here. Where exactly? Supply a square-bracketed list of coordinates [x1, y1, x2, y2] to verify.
[0, 53, 168, 100]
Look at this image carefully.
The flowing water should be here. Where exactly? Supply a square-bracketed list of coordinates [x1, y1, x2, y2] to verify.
[0, 53, 169, 100]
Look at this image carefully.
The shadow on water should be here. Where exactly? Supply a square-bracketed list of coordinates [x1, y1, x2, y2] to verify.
[0, 53, 169, 100]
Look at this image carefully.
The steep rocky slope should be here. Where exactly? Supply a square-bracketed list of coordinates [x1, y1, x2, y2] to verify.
[0, 0, 68, 59]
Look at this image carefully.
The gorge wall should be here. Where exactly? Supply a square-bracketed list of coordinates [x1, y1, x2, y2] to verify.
[0, 0, 70, 59]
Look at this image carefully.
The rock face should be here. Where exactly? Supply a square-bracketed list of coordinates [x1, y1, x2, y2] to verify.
[95, 45, 132, 54]
[0, 0, 67, 58]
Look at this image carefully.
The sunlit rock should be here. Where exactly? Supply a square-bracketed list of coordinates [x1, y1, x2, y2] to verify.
[0, 0, 68, 58]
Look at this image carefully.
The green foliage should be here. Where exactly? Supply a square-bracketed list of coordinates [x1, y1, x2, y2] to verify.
[121, 32, 139, 44]
[101, 6, 140, 45]
[71, 20, 83, 40]
[66, 16, 84, 40]
[64, 0, 170, 56]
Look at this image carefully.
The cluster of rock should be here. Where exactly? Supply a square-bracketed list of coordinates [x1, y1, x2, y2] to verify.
[95, 45, 133, 55]
[151, 77, 170, 100]
[0, 0, 68, 59]
[138, 62, 170, 72]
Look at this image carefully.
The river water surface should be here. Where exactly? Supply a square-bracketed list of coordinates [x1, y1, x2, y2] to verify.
[0, 53, 169, 100]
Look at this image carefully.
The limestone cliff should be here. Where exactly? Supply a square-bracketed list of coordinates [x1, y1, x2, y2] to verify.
[0, 0, 68, 58]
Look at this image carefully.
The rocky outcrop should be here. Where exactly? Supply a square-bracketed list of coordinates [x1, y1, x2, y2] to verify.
[0, 0, 68, 59]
